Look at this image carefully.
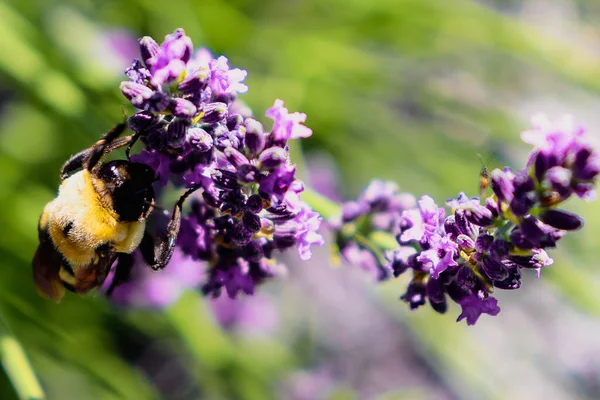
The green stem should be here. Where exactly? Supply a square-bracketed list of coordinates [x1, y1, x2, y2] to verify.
[494, 220, 515, 240]
[302, 188, 400, 252]
[300, 188, 340, 219]
[354, 233, 388, 265]
[369, 231, 401, 251]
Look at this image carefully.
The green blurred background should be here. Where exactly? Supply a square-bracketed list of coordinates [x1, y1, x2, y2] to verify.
[1, 0, 600, 399]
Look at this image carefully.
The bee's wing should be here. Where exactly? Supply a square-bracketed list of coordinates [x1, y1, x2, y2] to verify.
[32, 237, 65, 302]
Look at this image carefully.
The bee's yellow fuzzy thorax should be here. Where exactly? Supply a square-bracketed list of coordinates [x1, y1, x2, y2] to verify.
[45, 170, 145, 267]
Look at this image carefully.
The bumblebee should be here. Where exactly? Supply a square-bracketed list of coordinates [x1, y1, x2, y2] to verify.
[33, 123, 198, 302]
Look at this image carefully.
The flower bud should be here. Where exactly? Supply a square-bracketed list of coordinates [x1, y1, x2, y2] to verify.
[259, 147, 287, 170]
[430, 298, 448, 314]
[125, 60, 151, 84]
[244, 118, 266, 158]
[465, 203, 494, 227]
[211, 123, 231, 150]
[489, 239, 510, 260]
[519, 216, 544, 247]
[227, 114, 244, 131]
[127, 111, 156, 133]
[236, 164, 259, 184]
[493, 268, 521, 290]
[186, 127, 213, 152]
[163, 28, 193, 63]
[530, 248, 554, 270]
[242, 212, 262, 233]
[139, 36, 160, 66]
[475, 234, 493, 253]
[509, 193, 535, 217]
[534, 151, 551, 182]
[246, 194, 263, 214]
[202, 191, 220, 208]
[166, 118, 190, 148]
[490, 168, 515, 203]
[456, 234, 475, 251]
[509, 249, 553, 273]
[540, 209, 583, 231]
[147, 91, 170, 112]
[446, 281, 470, 304]
[546, 166, 572, 198]
[513, 170, 534, 194]
[444, 215, 459, 240]
[224, 146, 250, 169]
[573, 147, 599, 181]
[426, 277, 446, 305]
[232, 223, 253, 246]
[509, 229, 534, 250]
[400, 281, 426, 310]
[178, 67, 210, 96]
[454, 210, 478, 239]
[202, 102, 228, 124]
[481, 257, 509, 281]
[485, 197, 499, 218]
[120, 81, 154, 108]
[169, 98, 197, 119]
[455, 266, 477, 290]
[212, 169, 240, 189]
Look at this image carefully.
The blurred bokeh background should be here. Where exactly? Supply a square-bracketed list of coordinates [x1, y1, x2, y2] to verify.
[1, 0, 600, 399]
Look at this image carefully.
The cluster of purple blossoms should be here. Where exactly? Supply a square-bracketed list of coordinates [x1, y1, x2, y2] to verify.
[331, 180, 416, 281]
[108, 28, 599, 328]
[334, 114, 598, 324]
[113, 28, 323, 304]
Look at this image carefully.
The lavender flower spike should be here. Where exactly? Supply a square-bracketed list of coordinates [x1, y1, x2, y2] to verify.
[105, 28, 323, 305]
[327, 114, 597, 325]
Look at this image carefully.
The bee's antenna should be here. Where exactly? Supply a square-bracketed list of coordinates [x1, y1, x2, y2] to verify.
[120, 104, 130, 122]
[478, 153, 494, 168]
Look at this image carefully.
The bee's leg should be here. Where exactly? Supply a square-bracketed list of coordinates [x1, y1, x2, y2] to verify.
[60, 123, 132, 180]
[125, 129, 143, 160]
[60, 136, 135, 180]
[105, 253, 135, 296]
[85, 122, 128, 172]
[140, 185, 202, 270]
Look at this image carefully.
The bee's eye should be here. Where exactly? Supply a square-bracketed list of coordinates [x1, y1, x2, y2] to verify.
[98, 161, 128, 185]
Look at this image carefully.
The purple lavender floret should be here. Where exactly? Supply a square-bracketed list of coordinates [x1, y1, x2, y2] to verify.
[106, 28, 323, 305]
[329, 114, 597, 325]
[174, 102, 322, 298]
[456, 293, 501, 326]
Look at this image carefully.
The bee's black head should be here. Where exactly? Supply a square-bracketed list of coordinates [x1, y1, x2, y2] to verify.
[96, 160, 156, 221]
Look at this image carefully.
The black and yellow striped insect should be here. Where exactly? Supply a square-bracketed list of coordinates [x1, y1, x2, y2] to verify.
[32, 123, 198, 302]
